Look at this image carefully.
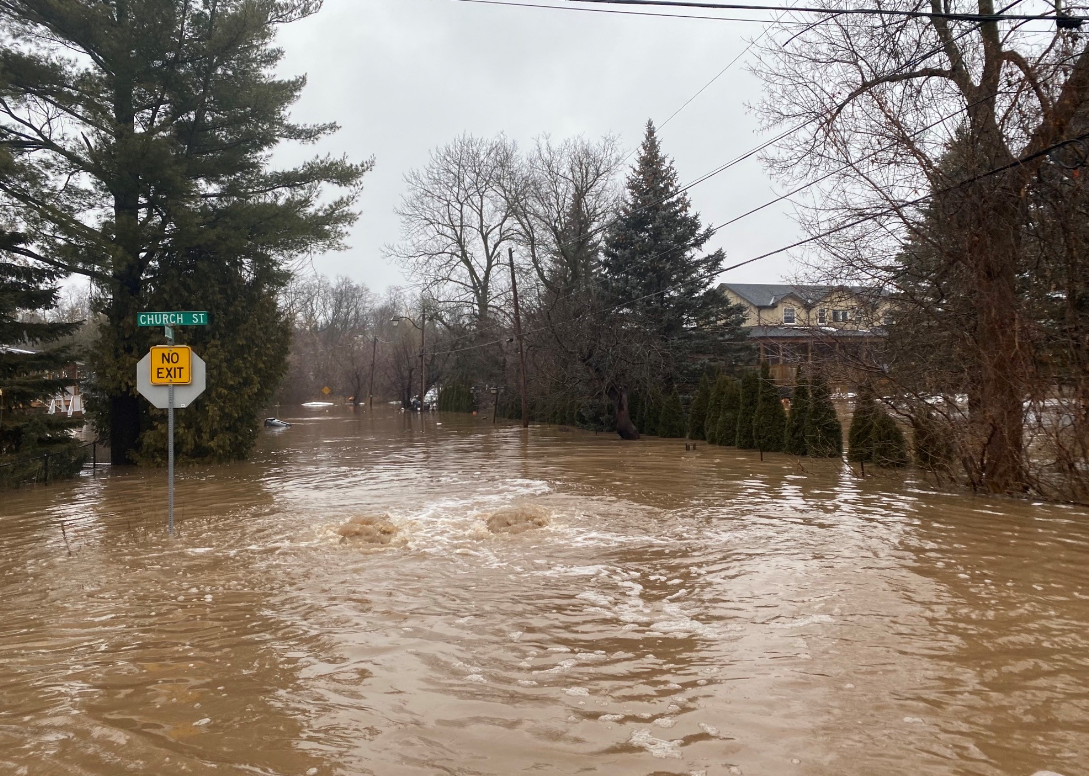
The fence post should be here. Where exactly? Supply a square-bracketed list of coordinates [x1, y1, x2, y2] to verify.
[43, 453, 49, 483]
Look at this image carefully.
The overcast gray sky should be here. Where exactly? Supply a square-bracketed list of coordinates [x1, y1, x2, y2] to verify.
[275, 0, 800, 291]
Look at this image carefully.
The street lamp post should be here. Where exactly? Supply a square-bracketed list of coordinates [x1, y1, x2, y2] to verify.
[392, 311, 427, 412]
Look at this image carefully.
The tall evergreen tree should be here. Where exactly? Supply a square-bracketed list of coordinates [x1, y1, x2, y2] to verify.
[784, 376, 810, 456]
[805, 373, 843, 457]
[599, 121, 748, 391]
[0, 251, 83, 485]
[735, 369, 760, 450]
[714, 377, 741, 446]
[0, 1, 370, 464]
[752, 361, 787, 454]
[687, 375, 712, 440]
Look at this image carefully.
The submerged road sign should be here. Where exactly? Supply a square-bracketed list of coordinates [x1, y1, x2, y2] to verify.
[137, 351, 206, 409]
[137, 311, 209, 327]
[149, 346, 193, 385]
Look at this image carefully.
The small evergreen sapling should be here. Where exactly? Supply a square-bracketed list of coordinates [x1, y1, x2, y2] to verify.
[715, 378, 741, 446]
[704, 377, 727, 443]
[784, 377, 810, 455]
[848, 385, 909, 469]
[805, 374, 843, 457]
[752, 362, 787, 456]
[642, 387, 663, 437]
[658, 389, 687, 438]
[735, 370, 760, 450]
[687, 375, 712, 440]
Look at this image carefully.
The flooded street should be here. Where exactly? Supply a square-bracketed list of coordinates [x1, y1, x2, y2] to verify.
[2, 408, 1088, 776]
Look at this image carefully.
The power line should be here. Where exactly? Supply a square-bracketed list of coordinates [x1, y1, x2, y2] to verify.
[569, 0, 1085, 23]
[449, 0, 780, 22]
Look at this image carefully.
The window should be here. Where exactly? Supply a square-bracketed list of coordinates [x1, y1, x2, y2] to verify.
[832, 309, 849, 323]
[783, 306, 796, 324]
[817, 308, 827, 324]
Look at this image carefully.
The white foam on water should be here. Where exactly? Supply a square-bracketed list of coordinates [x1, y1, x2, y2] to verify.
[565, 687, 589, 696]
[628, 728, 682, 759]
[698, 722, 719, 736]
[599, 714, 624, 723]
[465, 674, 486, 683]
[517, 680, 538, 687]
[653, 716, 676, 728]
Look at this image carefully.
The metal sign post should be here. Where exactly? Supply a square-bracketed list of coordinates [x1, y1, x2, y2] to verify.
[136, 312, 209, 536]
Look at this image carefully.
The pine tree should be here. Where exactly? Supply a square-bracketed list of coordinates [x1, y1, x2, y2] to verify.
[805, 374, 843, 457]
[784, 377, 810, 456]
[849, 385, 909, 468]
[0, 1, 370, 464]
[735, 369, 760, 450]
[752, 362, 787, 454]
[658, 388, 687, 438]
[687, 375, 712, 440]
[600, 121, 749, 388]
[704, 377, 728, 443]
[0, 252, 84, 486]
[714, 377, 741, 447]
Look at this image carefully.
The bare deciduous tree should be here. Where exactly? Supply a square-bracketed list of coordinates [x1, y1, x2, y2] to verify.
[390, 135, 518, 326]
[754, 1, 1089, 495]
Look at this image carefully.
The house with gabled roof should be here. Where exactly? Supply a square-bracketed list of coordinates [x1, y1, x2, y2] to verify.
[718, 282, 892, 383]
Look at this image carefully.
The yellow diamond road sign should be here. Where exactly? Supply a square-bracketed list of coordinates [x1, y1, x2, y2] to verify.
[150, 346, 193, 386]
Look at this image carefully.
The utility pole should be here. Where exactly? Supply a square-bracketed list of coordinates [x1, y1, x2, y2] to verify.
[368, 335, 377, 411]
[508, 247, 529, 428]
[419, 310, 426, 412]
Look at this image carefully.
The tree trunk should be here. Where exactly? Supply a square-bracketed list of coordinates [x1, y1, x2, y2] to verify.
[109, 2, 142, 466]
[608, 386, 640, 440]
[965, 176, 1028, 494]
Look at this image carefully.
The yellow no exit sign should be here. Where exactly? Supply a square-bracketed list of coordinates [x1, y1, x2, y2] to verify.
[149, 346, 193, 385]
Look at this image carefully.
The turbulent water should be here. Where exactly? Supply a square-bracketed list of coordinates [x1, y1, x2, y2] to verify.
[2, 408, 1088, 776]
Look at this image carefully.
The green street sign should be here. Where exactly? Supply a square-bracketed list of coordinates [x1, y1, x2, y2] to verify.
[137, 311, 209, 327]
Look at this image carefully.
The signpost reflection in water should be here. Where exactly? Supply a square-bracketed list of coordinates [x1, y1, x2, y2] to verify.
[1, 407, 1087, 776]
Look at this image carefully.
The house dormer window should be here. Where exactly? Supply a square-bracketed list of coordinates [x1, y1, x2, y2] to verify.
[783, 306, 796, 324]
[818, 308, 827, 324]
[832, 309, 849, 323]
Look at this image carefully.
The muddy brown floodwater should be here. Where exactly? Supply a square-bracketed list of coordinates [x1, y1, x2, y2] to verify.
[2, 408, 1088, 776]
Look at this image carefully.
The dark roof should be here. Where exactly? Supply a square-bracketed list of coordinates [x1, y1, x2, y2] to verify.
[746, 325, 886, 339]
[718, 282, 876, 308]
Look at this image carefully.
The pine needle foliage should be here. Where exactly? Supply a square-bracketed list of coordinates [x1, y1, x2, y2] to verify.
[735, 369, 760, 450]
[0, 256, 84, 487]
[642, 387, 663, 437]
[784, 377, 810, 456]
[704, 377, 728, 443]
[714, 377, 741, 447]
[658, 388, 687, 438]
[0, 1, 371, 464]
[753, 361, 787, 454]
[805, 373, 843, 457]
[848, 385, 909, 467]
[687, 375, 712, 440]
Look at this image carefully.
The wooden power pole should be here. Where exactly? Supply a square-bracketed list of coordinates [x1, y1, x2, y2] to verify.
[508, 247, 529, 428]
[368, 335, 377, 411]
